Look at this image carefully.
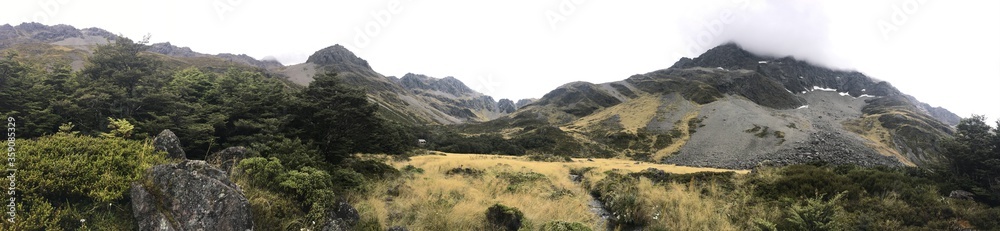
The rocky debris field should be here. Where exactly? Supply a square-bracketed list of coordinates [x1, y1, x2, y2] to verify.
[665, 125, 903, 169]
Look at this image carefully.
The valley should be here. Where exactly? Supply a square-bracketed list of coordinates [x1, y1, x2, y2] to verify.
[1, 23, 997, 230]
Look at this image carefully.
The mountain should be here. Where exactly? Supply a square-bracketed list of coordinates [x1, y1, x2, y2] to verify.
[463, 43, 958, 168]
[0, 23, 961, 168]
[0, 23, 286, 74]
[276, 44, 528, 124]
[0, 23, 529, 125]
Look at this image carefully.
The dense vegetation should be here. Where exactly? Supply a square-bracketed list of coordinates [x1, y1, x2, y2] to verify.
[1, 37, 411, 230]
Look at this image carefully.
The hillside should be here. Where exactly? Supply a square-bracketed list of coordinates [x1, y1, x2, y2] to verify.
[0, 23, 533, 126]
[457, 43, 959, 168]
[276, 44, 531, 124]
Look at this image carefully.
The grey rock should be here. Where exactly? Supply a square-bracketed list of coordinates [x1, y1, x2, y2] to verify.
[497, 98, 517, 113]
[949, 190, 975, 200]
[388, 226, 409, 231]
[323, 201, 360, 231]
[206, 146, 250, 174]
[153, 129, 186, 159]
[131, 160, 253, 231]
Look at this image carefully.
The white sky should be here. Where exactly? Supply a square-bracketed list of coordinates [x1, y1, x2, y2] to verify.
[2, 0, 999, 122]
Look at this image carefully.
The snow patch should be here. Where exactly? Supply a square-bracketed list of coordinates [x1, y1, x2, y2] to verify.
[758, 61, 768, 64]
[801, 91, 807, 94]
[785, 88, 793, 93]
[858, 94, 875, 98]
[716, 67, 724, 70]
[839, 92, 850, 96]
[796, 105, 809, 109]
[861, 89, 866, 92]
[812, 86, 837, 92]
[799, 76, 804, 79]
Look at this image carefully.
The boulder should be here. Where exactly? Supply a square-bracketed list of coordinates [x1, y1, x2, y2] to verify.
[323, 201, 361, 231]
[153, 129, 186, 159]
[206, 146, 250, 174]
[131, 160, 253, 230]
[949, 190, 975, 200]
[388, 226, 409, 231]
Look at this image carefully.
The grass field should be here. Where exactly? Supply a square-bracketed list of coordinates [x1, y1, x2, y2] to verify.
[352, 153, 748, 230]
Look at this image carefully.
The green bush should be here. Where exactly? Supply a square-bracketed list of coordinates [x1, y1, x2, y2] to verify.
[526, 153, 573, 162]
[497, 171, 548, 192]
[485, 203, 524, 231]
[780, 192, 847, 231]
[5, 133, 169, 230]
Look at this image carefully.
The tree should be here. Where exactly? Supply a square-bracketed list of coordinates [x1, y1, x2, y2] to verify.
[74, 36, 164, 132]
[942, 115, 1000, 205]
[0, 52, 66, 137]
[291, 72, 410, 163]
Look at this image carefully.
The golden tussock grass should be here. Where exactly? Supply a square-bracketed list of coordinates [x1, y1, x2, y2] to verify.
[567, 95, 662, 133]
[353, 153, 748, 230]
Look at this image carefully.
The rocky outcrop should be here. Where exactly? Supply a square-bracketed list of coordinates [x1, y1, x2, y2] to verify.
[206, 146, 250, 174]
[399, 73, 477, 97]
[148, 42, 202, 58]
[307, 44, 378, 76]
[153, 129, 186, 159]
[131, 160, 253, 230]
[323, 201, 361, 231]
[497, 99, 517, 113]
[515, 99, 536, 108]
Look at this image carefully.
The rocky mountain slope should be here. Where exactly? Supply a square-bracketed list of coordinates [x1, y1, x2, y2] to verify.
[0, 23, 960, 168]
[277, 44, 530, 124]
[0, 23, 530, 125]
[466, 43, 958, 168]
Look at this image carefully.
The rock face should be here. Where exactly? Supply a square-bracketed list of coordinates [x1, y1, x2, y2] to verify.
[323, 201, 360, 231]
[153, 129, 186, 159]
[131, 160, 253, 230]
[497, 99, 517, 113]
[306, 44, 378, 76]
[206, 146, 250, 174]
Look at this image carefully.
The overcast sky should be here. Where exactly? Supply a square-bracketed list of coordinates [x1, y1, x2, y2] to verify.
[2, 0, 999, 122]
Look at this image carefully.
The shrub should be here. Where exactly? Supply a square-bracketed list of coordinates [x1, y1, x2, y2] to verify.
[402, 164, 424, 174]
[497, 171, 548, 192]
[526, 153, 573, 162]
[445, 167, 484, 177]
[485, 203, 524, 231]
[780, 192, 847, 231]
[6, 133, 169, 230]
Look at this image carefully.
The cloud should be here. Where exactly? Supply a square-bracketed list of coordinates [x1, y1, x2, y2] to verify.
[673, 0, 849, 69]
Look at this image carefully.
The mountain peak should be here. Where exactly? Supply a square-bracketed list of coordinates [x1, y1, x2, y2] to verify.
[306, 44, 370, 68]
[670, 42, 763, 70]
